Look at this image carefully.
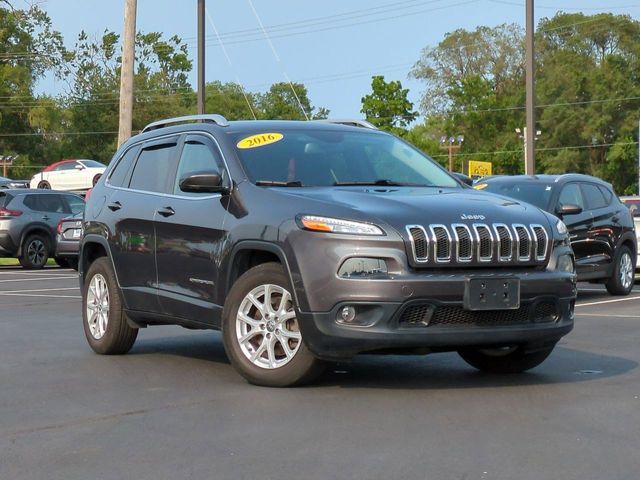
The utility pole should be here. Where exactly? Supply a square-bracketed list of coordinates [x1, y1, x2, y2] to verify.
[439, 135, 464, 172]
[516, 127, 541, 174]
[197, 0, 206, 114]
[525, 0, 536, 175]
[118, 0, 137, 147]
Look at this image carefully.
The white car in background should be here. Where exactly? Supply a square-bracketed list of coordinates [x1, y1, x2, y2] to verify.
[30, 159, 106, 191]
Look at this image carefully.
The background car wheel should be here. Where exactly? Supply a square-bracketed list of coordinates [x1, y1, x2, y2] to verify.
[37, 181, 51, 189]
[222, 262, 324, 387]
[82, 257, 138, 355]
[55, 257, 69, 268]
[19, 234, 50, 269]
[458, 345, 555, 374]
[92, 174, 102, 186]
[605, 245, 635, 296]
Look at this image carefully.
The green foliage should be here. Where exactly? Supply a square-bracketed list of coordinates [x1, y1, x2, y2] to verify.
[411, 14, 640, 193]
[258, 82, 328, 120]
[361, 75, 417, 136]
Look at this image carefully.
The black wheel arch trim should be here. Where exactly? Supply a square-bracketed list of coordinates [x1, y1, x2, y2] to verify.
[18, 224, 55, 257]
[79, 234, 123, 291]
[224, 240, 308, 311]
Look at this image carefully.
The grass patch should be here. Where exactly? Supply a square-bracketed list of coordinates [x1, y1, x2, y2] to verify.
[0, 258, 56, 267]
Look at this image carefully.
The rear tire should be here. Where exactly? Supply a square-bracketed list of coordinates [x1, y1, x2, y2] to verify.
[19, 234, 50, 269]
[82, 257, 138, 355]
[605, 245, 634, 296]
[37, 181, 51, 189]
[458, 345, 555, 374]
[222, 262, 324, 387]
[92, 174, 102, 186]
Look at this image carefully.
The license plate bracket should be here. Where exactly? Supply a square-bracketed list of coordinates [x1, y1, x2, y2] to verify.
[464, 277, 520, 311]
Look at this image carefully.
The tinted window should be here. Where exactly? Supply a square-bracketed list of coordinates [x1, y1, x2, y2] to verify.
[558, 183, 585, 210]
[24, 194, 69, 213]
[108, 146, 139, 187]
[129, 143, 179, 193]
[64, 194, 85, 215]
[598, 185, 613, 205]
[56, 162, 78, 171]
[233, 130, 458, 188]
[0, 192, 12, 208]
[79, 160, 106, 168]
[480, 182, 552, 210]
[581, 183, 607, 210]
[174, 139, 225, 195]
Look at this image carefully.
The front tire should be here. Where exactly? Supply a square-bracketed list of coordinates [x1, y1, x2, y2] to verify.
[222, 262, 324, 387]
[19, 234, 50, 269]
[92, 174, 102, 186]
[458, 345, 555, 374]
[605, 245, 634, 296]
[37, 181, 51, 189]
[82, 257, 138, 355]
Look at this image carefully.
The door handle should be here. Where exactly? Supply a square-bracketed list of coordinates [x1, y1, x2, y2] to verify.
[107, 201, 122, 212]
[157, 206, 175, 218]
[41, 215, 49, 221]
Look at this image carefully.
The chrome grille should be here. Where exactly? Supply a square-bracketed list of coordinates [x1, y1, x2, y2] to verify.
[406, 223, 549, 266]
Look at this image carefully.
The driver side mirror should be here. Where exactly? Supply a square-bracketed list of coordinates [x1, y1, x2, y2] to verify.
[179, 170, 228, 194]
[75, 164, 85, 170]
[556, 203, 583, 217]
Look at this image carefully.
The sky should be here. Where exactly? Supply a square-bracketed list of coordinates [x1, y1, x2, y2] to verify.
[25, 0, 640, 118]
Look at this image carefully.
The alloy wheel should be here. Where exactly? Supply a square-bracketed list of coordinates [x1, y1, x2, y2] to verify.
[620, 252, 633, 290]
[27, 239, 46, 266]
[235, 284, 301, 369]
[86, 273, 110, 340]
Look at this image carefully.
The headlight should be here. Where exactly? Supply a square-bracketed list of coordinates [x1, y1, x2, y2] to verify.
[556, 220, 568, 236]
[299, 215, 384, 235]
[556, 253, 575, 273]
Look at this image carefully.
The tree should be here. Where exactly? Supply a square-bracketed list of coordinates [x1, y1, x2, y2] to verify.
[361, 75, 417, 136]
[258, 82, 328, 120]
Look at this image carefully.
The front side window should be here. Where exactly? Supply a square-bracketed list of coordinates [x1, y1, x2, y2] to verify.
[480, 182, 552, 210]
[232, 129, 458, 188]
[174, 138, 226, 195]
[558, 183, 585, 210]
[128, 143, 179, 193]
[56, 162, 77, 171]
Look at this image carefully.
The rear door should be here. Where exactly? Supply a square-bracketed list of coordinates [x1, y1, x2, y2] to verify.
[107, 138, 180, 313]
[154, 133, 231, 325]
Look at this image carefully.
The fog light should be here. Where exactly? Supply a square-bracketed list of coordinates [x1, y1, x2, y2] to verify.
[338, 306, 357, 324]
[338, 258, 388, 278]
[557, 254, 575, 273]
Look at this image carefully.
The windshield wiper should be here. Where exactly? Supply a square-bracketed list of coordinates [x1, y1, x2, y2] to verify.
[255, 180, 303, 187]
[334, 179, 424, 187]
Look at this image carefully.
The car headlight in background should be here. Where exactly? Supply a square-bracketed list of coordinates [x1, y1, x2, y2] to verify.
[299, 215, 384, 235]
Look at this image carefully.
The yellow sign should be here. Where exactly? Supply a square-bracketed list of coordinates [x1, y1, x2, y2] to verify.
[237, 133, 284, 149]
[468, 160, 492, 178]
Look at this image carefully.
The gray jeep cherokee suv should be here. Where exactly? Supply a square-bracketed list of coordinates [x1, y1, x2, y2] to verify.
[80, 115, 576, 387]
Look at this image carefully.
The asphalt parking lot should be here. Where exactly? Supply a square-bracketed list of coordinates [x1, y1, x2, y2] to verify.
[1, 267, 639, 480]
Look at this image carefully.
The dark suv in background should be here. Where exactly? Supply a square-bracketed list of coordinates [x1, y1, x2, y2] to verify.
[80, 115, 576, 387]
[0, 190, 85, 268]
[475, 174, 636, 295]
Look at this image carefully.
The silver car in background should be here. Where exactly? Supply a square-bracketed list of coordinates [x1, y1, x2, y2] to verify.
[620, 196, 640, 271]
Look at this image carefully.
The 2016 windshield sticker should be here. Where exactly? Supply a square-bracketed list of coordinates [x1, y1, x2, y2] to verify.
[237, 133, 284, 149]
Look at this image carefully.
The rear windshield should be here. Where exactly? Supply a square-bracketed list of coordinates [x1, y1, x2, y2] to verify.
[232, 129, 458, 188]
[480, 182, 552, 210]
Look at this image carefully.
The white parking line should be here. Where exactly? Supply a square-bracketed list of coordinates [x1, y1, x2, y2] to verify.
[0, 276, 78, 283]
[0, 293, 81, 299]
[0, 287, 78, 294]
[576, 313, 638, 318]
[576, 296, 640, 307]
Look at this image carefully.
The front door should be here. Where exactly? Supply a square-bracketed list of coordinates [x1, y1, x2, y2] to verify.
[556, 182, 593, 275]
[154, 133, 230, 326]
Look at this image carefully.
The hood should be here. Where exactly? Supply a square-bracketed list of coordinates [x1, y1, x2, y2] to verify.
[277, 186, 553, 234]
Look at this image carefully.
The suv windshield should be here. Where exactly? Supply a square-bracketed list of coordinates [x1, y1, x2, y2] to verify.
[232, 129, 458, 188]
[480, 182, 553, 210]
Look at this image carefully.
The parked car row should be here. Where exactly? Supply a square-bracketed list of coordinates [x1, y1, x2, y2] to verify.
[475, 174, 636, 295]
[29, 159, 106, 191]
[0, 189, 84, 269]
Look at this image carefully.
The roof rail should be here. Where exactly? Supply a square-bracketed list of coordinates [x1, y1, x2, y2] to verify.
[317, 119, 378, 130]
[142, 114, 230, 133]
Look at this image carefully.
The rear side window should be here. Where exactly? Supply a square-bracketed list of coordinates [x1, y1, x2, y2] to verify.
[581, 183, 608, 210]
[108, 146, 139, 187]
[597, 185, 613, 205]
[0, 193, 12, 208]
[24, 194, 70, 213]
[57, 162, 77, 171]
[129, 142, 179, 193]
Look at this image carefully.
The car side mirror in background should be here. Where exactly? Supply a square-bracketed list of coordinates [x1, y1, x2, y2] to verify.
[451, 172, 473, 186]
[179, 171, 228, 194]
[75, 164, 84, 170]
[556, 203, 583, 216]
